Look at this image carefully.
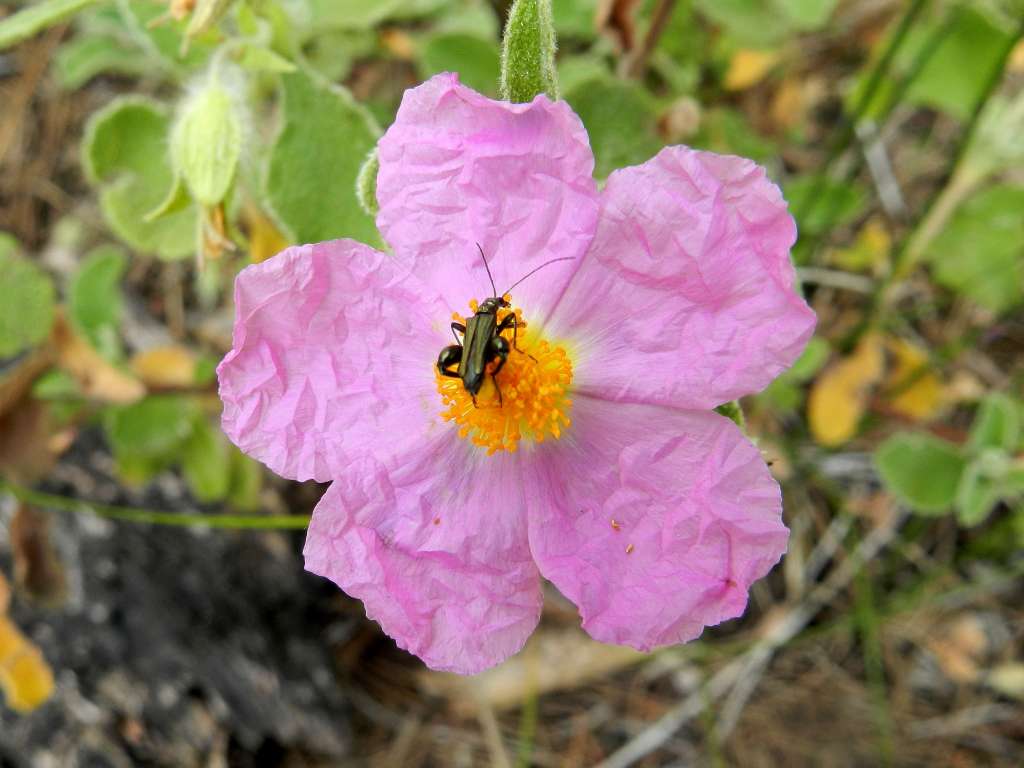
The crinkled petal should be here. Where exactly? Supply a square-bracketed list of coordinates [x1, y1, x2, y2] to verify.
[526, 397, 788, 650]
[546, 146, 816, 409]
[376, 72, 599, 315]
[303, 438, 541, 674]
[218, 240, 448, 482]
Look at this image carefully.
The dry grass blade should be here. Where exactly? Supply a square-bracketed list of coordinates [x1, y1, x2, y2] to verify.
[595, 508, 909, 768]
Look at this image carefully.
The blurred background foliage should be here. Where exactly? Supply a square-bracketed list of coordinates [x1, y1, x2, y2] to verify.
[0, 0, 1023, 765]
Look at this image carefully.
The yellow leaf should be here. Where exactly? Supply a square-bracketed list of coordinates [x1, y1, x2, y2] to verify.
[1010, 40, 1024, 73]
[808, 334, 885, 447]
[244, 204, 290, 264]
[770, 76, 803, 130]
[380, 28, 416, 60]
[0, 616, 55, 713]
[884, 338, 944, 421]
[130, 346, 197, 389]
[724, 49, 780, 91]
[829, 217, 891, 273]
[0, 571, 8, 615]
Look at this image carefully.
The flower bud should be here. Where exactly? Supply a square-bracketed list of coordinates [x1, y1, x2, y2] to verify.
[500, 0, 558, 103]
[171, 80, 243, 207]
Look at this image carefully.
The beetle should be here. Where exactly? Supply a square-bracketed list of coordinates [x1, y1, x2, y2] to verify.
[437, 245, 572, 406]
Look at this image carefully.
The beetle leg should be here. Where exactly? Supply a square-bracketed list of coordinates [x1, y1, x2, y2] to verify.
[497, 313, 537, 361]
[488, 336, 510, 408]
[437, 345, 462, 378]
[450, 321, 467, 346]
[492, 375, 503, 407]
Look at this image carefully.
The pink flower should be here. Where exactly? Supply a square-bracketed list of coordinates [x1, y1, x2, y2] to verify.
[218, 74, 815, 674]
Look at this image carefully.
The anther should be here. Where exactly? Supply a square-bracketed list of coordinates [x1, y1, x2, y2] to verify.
[437, 297, 572, 454]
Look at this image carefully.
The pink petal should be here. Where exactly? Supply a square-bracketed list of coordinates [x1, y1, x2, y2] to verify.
[303, 439, 542, 674]
[376, 73, 599, 315]
[217, 240, 448, 482]
[546, 146, 816, 409]
[526, 397, 788, 650]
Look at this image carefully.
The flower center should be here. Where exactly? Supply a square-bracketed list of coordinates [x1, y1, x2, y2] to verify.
[436, 299, 572, 455]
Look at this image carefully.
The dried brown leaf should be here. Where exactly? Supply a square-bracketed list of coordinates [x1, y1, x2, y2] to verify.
[52, 314, 145, 404]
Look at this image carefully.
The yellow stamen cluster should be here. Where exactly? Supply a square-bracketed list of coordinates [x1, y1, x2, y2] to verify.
[437, 300, 573, 455]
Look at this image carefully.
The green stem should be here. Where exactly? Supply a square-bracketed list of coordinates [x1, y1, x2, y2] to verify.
[514, 686, 538, 768]
[801, 11, 956, 263]
[0, 0, 103, 50]
[875, 17, 1024, 304]
[853, 566, 895, 766]
[621, 0, 677, 79]
[793, 0, 930, 228]
[0, 480, 310, 530]
[897, 168, 978, 277]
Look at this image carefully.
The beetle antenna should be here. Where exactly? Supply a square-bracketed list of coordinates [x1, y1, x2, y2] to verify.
[476, 243, 498, 297]
[502, 257, 575, 296]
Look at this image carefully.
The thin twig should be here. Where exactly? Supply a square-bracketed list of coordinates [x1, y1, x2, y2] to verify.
[595, 509, 908, 768]
[475, 687, 513, 768]
[797, 267, 875, 294]
[0, 480, 311, 529]
[619, 0, 676, 79]
[856, 120, 907, 219]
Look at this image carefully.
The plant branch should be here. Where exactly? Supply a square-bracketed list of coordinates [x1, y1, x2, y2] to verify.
[0, 480, 310, 530]
[620, 0, 677, 79]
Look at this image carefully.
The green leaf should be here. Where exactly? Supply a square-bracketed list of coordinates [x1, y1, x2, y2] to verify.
[69, 245, 127, 360]
[956, 460, 1003, 527]
[421, 32, 501, 95]
[306, 0, 451, 30]
[237, 44, 296, 73]
[714, 400, 746, 429]
[355, 147, 380, 218]
[115, 0, 215, 73]
[758, 337, 830, 412]
[32, 370, 80, 400]
[264, 70, 380, 245]
[227, 448, 262, 511]
[551, 0, 598, 38]
[651, 2, 704, 94]
[53, 34, 151, 89]
[693, 0, 793, 47]
[564, 77, 661, 178]
[0, 250, 56, 359]
[784, 175, 867, 237]
[790, 337, 830, 380]
[693, 107, 778, 165]
[104, 395, 196, 460]
[775, 0, 839, 30]
[500, 0, 559, 102]
[301, 29, 372, 82]
[0, 0, 101, 51]
[556, 55, 610, 94]
[0, 232, 18, 259]
[182, 417, 231, 502]
[143, 176, 192, 222]
[193, 355, 218, 386]
[969, 393, 1021, 454]
[82, 97, 197, 259]
[929, 185, 1024, 313]
[905, 6, 1015, 121]
[875, 432, 966, 514]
